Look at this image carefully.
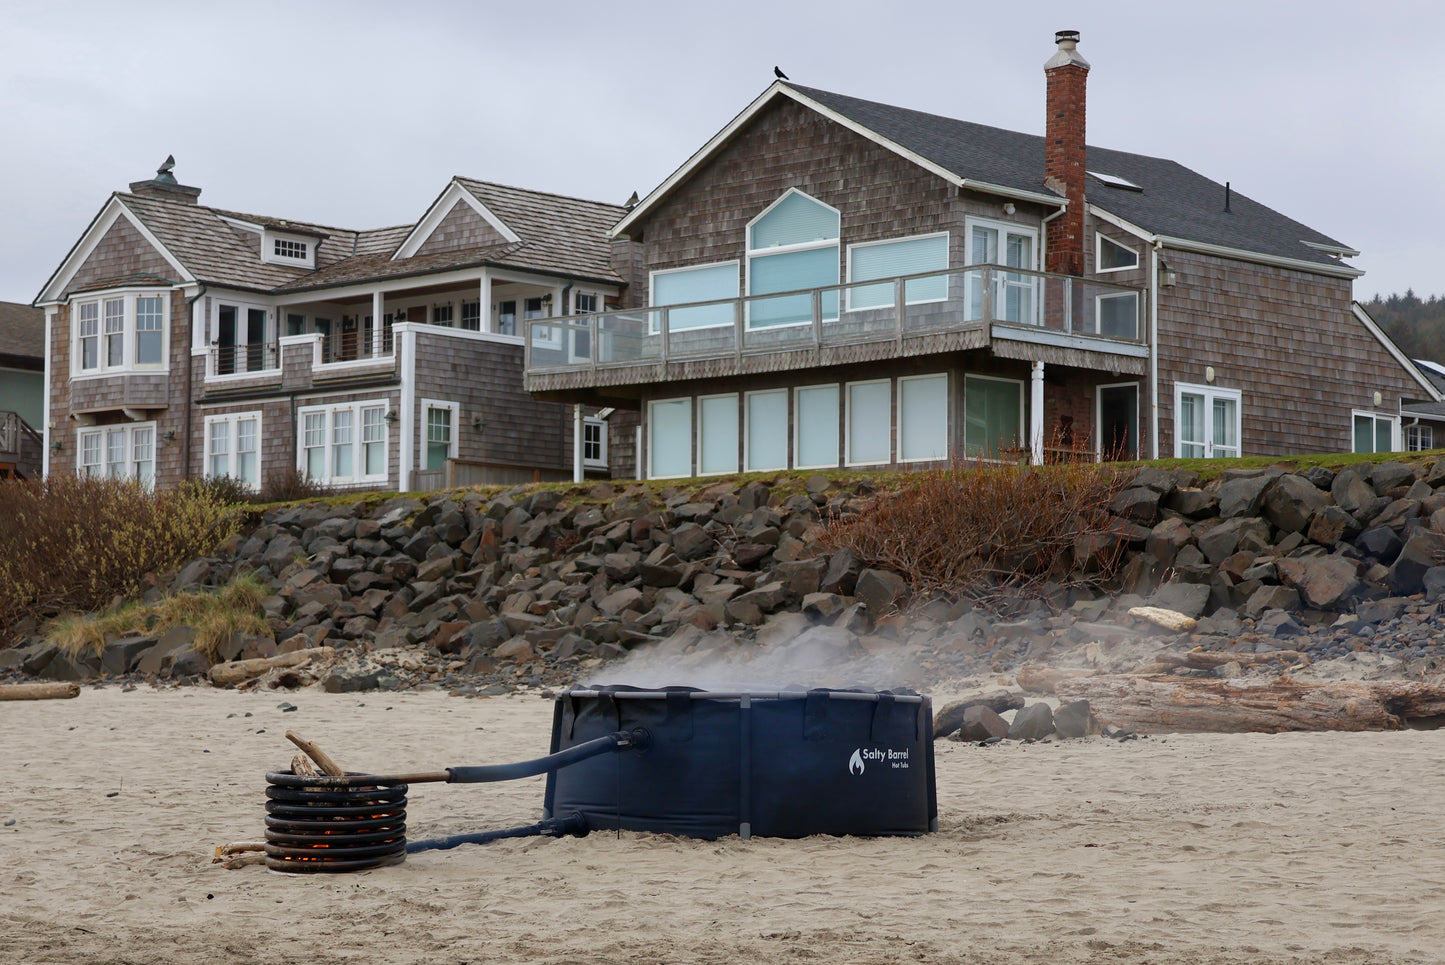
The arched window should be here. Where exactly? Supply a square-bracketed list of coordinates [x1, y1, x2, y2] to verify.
[746, 189, 840, 328]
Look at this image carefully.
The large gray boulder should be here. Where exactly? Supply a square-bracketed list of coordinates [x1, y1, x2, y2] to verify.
[1263, 474, 1328, 533]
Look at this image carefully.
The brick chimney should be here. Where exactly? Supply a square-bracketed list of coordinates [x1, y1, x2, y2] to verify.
[128, 155, 202, 204]
[1043, 30, 1089, 276]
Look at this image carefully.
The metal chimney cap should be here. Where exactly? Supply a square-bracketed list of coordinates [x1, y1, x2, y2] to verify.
[1055, 30, 1080, 44]
[1045, 30, 1090, 69]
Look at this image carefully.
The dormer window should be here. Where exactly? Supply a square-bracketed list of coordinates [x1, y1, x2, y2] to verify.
[262, 229, 317, 267]
[1096, 234, 1140, 273]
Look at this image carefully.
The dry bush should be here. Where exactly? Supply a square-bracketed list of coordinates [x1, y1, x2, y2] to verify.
[258, 466, 333, 504]
[0, 475, 243, 639]
[819, 455, 1135, 608]
[47, 573, 273, 660]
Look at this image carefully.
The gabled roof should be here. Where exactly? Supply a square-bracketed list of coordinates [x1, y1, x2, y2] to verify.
[0, 300, 44, 363]
[616, 81, 1357, 276]
[454, 179, 627, 284]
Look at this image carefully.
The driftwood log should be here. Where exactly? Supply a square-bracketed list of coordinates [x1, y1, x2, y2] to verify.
[1143, 650, 1310, 673]
[1127, 606, 1198, 632]
[1055, 674, 1445, 733]
[0, 682, 81, 701]
[207, 647, 334, 688]
[1016, 665, 1096, 694]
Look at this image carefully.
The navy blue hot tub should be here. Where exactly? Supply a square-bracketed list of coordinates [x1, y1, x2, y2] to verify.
[543, 686, 937, 840]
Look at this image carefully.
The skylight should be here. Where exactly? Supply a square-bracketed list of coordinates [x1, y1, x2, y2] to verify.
[1087, 171, 1142, 191]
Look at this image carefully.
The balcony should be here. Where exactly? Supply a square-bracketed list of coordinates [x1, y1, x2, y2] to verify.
[0, 410, 43, 480]
[524, 265, 1148, 394]
[210, 342, 279, 378]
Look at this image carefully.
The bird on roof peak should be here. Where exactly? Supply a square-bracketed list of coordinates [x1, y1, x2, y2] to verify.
[624, 191, 640, 210]
[773, 66, 789, 81]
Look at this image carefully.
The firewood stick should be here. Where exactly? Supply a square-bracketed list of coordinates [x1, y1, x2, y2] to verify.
[285, 730, 345, 776]
[213, 842, 266, 861]
[290, 753, 321, 777]
[0, 682, 80, 701]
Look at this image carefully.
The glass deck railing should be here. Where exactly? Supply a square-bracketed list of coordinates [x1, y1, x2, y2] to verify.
[525, 265, 1145, 373]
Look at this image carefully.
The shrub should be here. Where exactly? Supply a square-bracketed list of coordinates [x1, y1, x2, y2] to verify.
[257, 466, 333, 504]
[0, 475, 244, 640]
[180, 474, 254, 506]
[818, 456, 1135, 609]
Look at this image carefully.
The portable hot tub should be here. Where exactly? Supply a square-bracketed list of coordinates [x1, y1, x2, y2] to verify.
[544, 686, 937, 839]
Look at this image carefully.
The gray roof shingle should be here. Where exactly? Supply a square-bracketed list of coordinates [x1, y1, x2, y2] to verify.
[788, 84, 1352, 269]
[0, 300, 44, 363]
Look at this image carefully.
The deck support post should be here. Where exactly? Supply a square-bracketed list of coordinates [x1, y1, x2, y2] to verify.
[1030, 360, 1045, 465]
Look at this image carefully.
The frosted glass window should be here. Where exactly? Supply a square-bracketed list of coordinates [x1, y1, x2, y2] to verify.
[899, 375, 948, 462]
[749, 191, 839, 250]
[653, 263, 738, 331]
[847, 381, 891, 465]
[745, 390, 788, 471]
[795, 385, 839, 469]
[850, 235, 949, 309]
[649, 398, 692, 478]
[698, 395, 739, 475]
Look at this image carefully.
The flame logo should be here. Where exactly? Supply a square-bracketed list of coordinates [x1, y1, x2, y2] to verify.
[848, 749, 865, 776]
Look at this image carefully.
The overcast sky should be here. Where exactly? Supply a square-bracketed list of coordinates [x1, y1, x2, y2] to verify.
[3, 0, 1442, 307]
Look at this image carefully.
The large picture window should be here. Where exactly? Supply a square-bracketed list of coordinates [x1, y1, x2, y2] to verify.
[846, 380, 891, 466]
[745, 389, 789, 472]
[965, 375, 1023, 459]
[698, 394, 739, 476]
[847, 233, 949, 310]
[966, 219, 1038, 324]
[747, 190, 840, 329]
[648, 398, 693, 479]
[795, 384, 839, 470]
[205, 412, 261, 488]
[898, 374, 948, 462]
[651, 262, 739, 332]
[296, 400, 389, 485]
[1175, 383, 1242, 458]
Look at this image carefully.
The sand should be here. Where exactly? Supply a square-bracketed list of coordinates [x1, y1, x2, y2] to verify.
[2, 685, 1443, 965]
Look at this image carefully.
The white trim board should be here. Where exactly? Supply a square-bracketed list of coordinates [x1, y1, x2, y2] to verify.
[36, 196, 194, 304]
[1352, 302, 1443, 402]
[392, 180, 520, 260]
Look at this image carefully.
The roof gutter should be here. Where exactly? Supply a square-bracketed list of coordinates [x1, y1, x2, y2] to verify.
[1153, 235, 1365, 279]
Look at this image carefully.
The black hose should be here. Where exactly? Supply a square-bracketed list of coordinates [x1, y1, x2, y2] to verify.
[444, 729, 645, 784]
[405, 812, 589, 854]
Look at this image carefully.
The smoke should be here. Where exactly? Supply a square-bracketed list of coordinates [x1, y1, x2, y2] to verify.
[588, 620, 928, 693]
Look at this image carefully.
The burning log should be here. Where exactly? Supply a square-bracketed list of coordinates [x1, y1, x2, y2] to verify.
[1055, 674, 1445, 733]
[207, 647, 334, 688]
[0, 682, 81, 701]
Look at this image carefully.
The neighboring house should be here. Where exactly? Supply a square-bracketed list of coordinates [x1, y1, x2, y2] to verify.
[523, 32, 1442, 479]
[35, 160, 640, 490]
[0, 300, 45, 479]
[1401, 357, 1445, 452]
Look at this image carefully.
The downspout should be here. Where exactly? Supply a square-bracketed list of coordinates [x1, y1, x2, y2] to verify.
[41, 308, 52, 478]
[184, 284, 208, 481]
[1149, 243, 1161, 459]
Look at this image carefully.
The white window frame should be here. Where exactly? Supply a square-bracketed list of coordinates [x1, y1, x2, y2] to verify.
[1095, 233, 1140, 273]
[460, 300, 481, 331]
[794, 383, 840, 471]
[745, 189, 841, 332]
[696, 392, 740, 477]
[582, 416, 608, 470]
[70, 290, 171, 377]
[203, 411, 263, 489]
[844, 378, 892, 468]
[897, 373, 949, 464]
[744, 388, 790, 472]
[422, 399, 460, 472]
[209, 298, 275, 379]
[647, 397, 694, 480]
[75, 421, 157, 486]
[1174, 382, 1243, 459]
[295, 399, 390, 486]
[1094, 290, 1141, 340]
[261, 229, 316, 268]
[964, 374, 1027, 460]
[569, 291, 599, 363]
[1407, 423, 1434, 453]
[648, 260, 741, 334]
[845, 231, 950, 312]
[964, 216, 1040, 325]
[1351, 409, 1400, 454]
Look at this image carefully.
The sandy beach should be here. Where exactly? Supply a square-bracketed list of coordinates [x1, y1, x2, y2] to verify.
[3, 685, 1443, 965]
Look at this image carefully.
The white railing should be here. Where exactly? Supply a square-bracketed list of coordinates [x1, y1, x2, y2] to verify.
[525, 265, 1146, 373]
